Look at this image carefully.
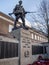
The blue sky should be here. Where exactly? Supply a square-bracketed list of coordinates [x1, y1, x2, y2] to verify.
[1, 0, 47, 33]
[0, 0, 42, 24]
[0, 0, 42, 14]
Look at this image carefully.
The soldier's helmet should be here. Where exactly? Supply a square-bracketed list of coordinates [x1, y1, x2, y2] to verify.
[19, 0, 22, 5]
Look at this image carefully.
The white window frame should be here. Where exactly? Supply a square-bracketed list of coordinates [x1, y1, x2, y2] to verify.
[9, 25, 13, 32]
[31, 33, 34, 39]
[35, 34, 37, 40]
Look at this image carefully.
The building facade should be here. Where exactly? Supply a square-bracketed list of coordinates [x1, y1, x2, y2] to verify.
[0, 12, 48, 65]
[0, 12, 48, 42]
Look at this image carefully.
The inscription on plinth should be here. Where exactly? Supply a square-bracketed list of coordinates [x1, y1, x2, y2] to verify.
[20, 29, 32, 65]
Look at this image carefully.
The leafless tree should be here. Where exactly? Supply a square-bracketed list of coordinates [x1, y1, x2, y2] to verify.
[30, 0, 49, 42]
[39, 0, 49, 42]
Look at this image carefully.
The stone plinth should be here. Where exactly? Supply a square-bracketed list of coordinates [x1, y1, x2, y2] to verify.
[11, 28, 32, 65]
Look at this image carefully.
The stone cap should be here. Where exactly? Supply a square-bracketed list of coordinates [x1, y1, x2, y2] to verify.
[0, 34, 19, 43]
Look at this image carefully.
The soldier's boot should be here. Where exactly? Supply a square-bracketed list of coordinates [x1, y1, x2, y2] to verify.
[21, 17, 25, 28]
[23, 21, 26, 28]
[12, 20, 18, 30]
[23, 22, 29, 30]
[23, 21, 25, 28]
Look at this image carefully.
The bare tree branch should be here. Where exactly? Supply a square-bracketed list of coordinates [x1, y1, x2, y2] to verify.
[35, 0, 49, 42]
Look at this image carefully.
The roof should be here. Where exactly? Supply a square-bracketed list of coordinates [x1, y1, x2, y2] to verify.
[0, 11, 14, 21]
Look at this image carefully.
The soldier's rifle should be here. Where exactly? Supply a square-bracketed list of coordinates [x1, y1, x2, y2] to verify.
[25, 11, 36, 14]
[9, 11, 36, 16]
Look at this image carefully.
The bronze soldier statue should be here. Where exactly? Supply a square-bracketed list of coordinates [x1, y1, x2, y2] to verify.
[13, 0, 26, 29]
[9, 0, 34, 29]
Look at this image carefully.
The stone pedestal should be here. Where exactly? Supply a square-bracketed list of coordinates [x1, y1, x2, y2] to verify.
[11, 28, 32, 65]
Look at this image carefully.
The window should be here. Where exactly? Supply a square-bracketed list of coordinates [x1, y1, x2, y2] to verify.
[40, 37, 42, 41]
[42, 38, 44, 41]
[35, 35, 37, 40]
[0, 41, 18, 59]
[32, 45, 46, 55]
[38, 36, 40, 40]
[9, 25, 13, 32]
[32, 33, 34, 39]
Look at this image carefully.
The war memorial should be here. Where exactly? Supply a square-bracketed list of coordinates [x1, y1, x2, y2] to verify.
[0, 0, 49, 65]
